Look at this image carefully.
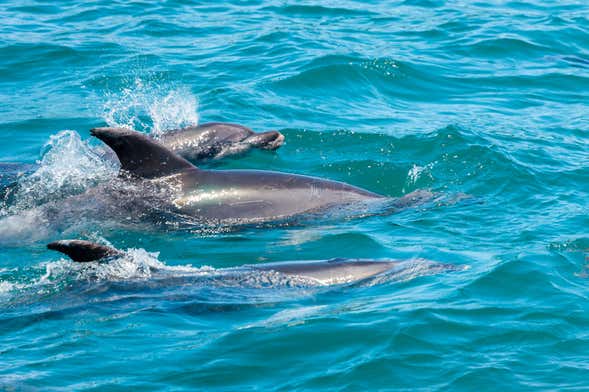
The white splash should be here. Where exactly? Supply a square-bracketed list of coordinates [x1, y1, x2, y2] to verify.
[7, 130, 117, 212]
[403, 162, 435, 192]
[102, 78, 199, 136]
[148, 88, 199, 136]
[0, 209, 50, 244]
[407, 164, 425, 184]
[0, 281, 23, 295]
[38, 247, 209, 284]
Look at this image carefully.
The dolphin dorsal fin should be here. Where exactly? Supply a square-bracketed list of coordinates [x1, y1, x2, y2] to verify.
[47, 240, 121, 262]
[90, 127, 196, 179]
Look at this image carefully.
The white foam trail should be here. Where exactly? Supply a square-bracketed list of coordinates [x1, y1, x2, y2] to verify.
[102, 78, 199, 136]
[0, 131, 118, 242]
[0, 281, 23, 295]
[37, 247, 208, 284]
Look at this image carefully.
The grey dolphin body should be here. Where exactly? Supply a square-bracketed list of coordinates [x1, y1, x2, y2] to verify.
[47, 240, 399, 284]
[158, 122, 284, 161]
[90, 127, 384, 225]
[254, 258, 397, 284]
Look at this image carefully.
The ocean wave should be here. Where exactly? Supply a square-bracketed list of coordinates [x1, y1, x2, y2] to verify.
[262, 4, 375, 17]
[452, 37, 553, 57]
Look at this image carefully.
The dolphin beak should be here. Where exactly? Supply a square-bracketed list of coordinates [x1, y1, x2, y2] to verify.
[260, 131, 285, 150]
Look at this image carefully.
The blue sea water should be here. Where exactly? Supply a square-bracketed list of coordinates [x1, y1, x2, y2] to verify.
[0, 0, 588, 390]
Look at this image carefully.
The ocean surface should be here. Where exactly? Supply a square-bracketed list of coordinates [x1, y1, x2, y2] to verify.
[1, 0, 588, 390]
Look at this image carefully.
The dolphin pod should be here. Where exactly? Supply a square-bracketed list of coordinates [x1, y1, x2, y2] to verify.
[1, 124, 432, 239]
[47, 239, 462, 285]
[1, 121, 461, 293]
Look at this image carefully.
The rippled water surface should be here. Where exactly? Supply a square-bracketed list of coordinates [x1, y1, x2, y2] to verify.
[1, 1, 588, 390]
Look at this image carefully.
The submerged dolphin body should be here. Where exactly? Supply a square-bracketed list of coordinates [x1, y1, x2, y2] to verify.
[47, 240, 460, 285]
[89, 127, 386, 225]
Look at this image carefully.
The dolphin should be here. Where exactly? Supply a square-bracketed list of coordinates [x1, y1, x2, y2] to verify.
[89, 127, 387, 225]
[47, 239, 461, 285]
[0, 129, 429, 240]
[96, 122, 284, 163]
[157, 122, 284, 161]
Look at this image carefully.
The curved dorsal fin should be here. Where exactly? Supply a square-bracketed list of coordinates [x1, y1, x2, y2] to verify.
[90, 127, 196, 179]
[47, 240, 121, 262]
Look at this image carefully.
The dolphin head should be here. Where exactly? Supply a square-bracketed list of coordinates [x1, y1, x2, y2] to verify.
[245, 130, 285, 150]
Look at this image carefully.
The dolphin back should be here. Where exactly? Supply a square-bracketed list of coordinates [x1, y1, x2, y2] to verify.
[90, 127, 196, 179]
[252, 258, 398, 284]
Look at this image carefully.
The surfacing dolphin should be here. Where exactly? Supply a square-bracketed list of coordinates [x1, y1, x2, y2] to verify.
[90, 127, 390, 225]
[97, 122, 284, 163]
[157, 122, 284, 161]
[47, 240, 463, 285]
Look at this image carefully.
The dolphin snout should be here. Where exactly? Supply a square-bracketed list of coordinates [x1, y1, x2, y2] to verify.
[265, 131, 285, 150]
[255, 131, 285, 150]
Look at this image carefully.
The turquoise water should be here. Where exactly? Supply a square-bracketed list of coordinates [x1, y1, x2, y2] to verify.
[1, 0, 588, 390]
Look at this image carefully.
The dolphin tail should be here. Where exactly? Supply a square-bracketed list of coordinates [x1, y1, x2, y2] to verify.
[47, 240, 121, 262]
[244, 131, 285, 150]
